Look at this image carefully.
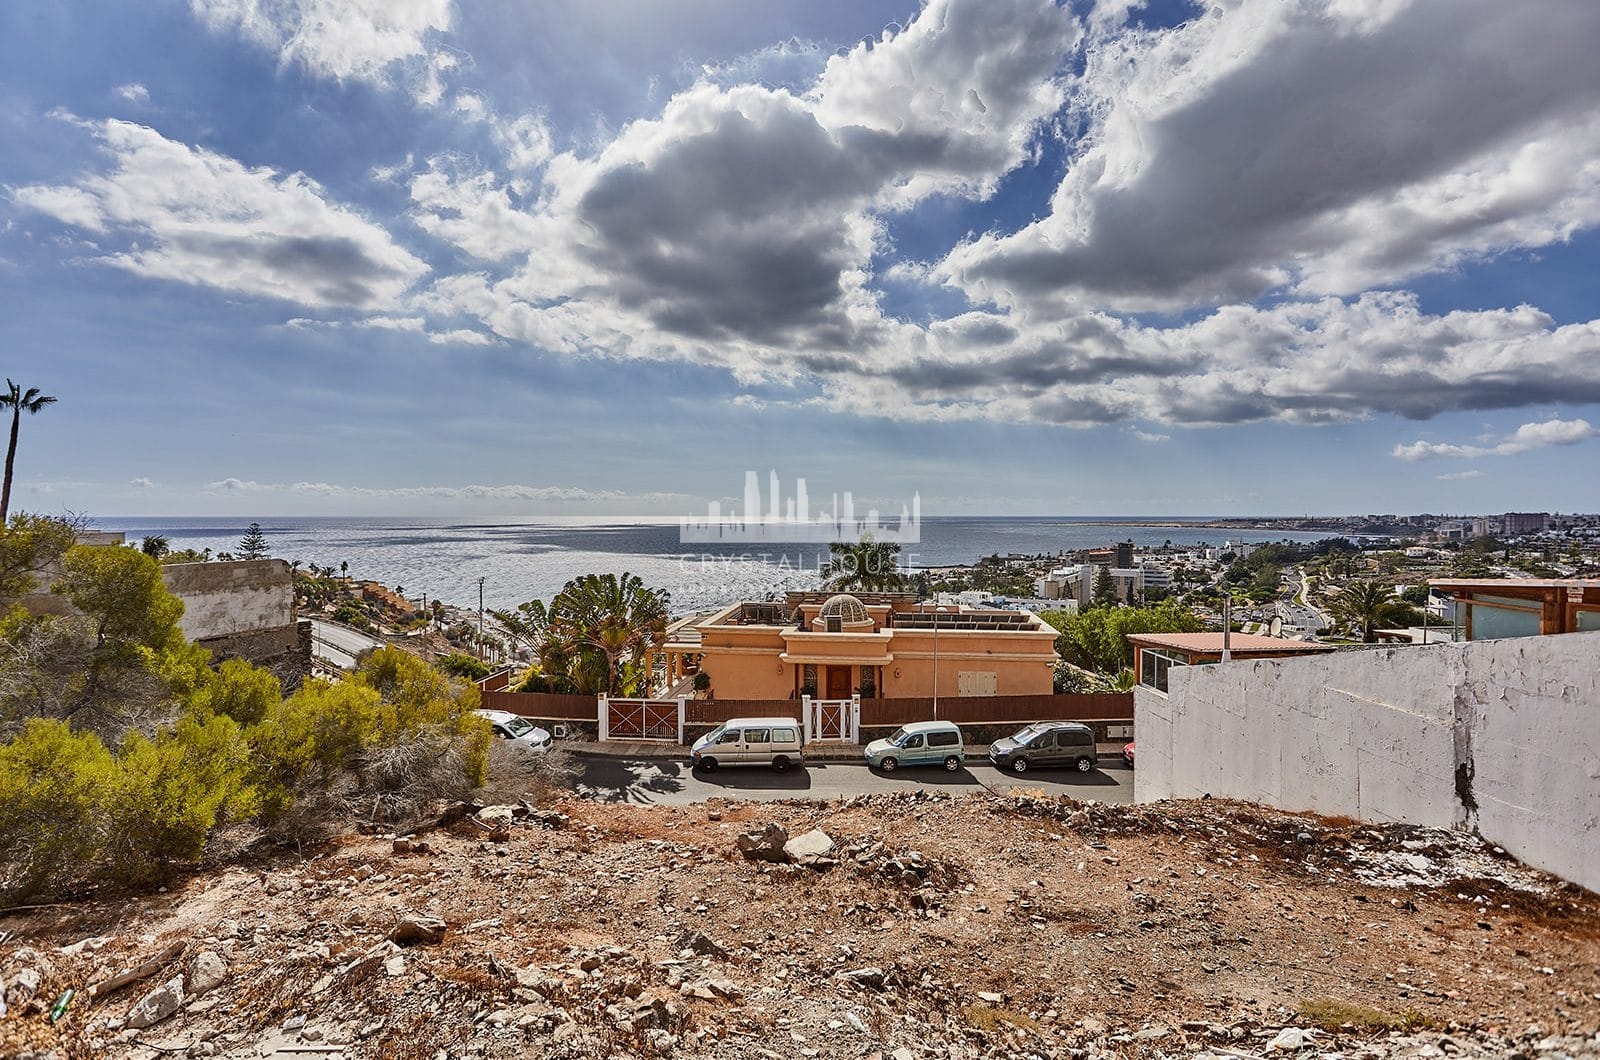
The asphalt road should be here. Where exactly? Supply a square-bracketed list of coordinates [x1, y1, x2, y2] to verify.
[308, 618, 384, 669]
[569, 754, 1135, 806]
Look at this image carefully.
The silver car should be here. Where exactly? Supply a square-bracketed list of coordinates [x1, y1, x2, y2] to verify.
[474, 709, 553, 753]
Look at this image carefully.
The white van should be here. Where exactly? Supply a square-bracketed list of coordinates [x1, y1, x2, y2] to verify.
[691, 717, 804, 772]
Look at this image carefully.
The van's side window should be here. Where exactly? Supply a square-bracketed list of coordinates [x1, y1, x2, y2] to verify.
[717, 729, 741, 744]
[1065, 729, 1091, 745]
[744, 729, 770, 743]
[903, 734, 925, 748]
[771, 728, 796, 743]
[928, 731, 959, 747]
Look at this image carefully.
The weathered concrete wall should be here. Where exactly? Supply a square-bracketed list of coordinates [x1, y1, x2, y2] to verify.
[1135, 632, 1600, 893]
[162, 559, 294, 641]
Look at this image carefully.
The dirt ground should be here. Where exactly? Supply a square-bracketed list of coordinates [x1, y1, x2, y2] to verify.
[3, 790, 1598, 1059]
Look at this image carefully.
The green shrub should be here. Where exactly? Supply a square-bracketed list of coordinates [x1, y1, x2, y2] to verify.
[331, 604, 369, 629]
[249, 678, 383, 820]
[436, 652, 492, 681]
[189, 658, 281, 727]
[107, 709, 258, 885]
[0, 719, 117, 902]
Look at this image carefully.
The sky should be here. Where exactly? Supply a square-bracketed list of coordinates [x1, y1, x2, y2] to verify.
[3, 0, 1600, 520]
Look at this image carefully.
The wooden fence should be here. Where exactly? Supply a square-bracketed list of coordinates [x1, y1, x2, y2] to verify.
[478, 690, 603, 720]
[861, 692, 1132, 727]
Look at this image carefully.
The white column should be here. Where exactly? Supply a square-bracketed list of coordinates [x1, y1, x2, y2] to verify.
[802, 694, 813, 744]
[850, 693, 861, 744]
[598, 694, 609, 743]
[676, 696, 687, 745]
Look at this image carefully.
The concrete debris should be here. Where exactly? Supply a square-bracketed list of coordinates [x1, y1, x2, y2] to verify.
[386, 913, 447, 945]
[125, 974, 184, 1029]
[736, 822, 790, 861]
[673, 929, 728, 959]
[185, 950, 227, 996]
[783, 828, 838, 865]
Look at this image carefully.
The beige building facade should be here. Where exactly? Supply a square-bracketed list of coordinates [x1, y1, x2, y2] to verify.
[663, 591, 1059, 700]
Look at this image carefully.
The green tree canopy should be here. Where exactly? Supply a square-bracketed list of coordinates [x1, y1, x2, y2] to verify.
[237, 522, 271, 561]
[1041, 601, 1205, 676]
[0, 512, 80, 599]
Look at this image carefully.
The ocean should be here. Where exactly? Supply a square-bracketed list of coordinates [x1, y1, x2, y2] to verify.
[92, 516, 1333, 614]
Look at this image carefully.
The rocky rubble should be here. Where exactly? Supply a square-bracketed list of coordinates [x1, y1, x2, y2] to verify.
[0, 791, 1596, 1059]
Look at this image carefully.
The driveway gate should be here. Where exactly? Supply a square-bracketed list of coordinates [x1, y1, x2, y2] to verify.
[599, 697, 685, 742]
[803, 694, 859, 743]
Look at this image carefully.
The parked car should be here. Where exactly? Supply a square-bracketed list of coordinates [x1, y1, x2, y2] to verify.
[864, 720, 964, 772]
[474, 709, 552, 753]
[987, 721, 1098, 774]
[691, 717, 804, 772]
[1123, 741, 1135, 768]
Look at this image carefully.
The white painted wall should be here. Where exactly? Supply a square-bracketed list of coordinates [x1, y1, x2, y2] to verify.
[1135, 632, 1600, 894]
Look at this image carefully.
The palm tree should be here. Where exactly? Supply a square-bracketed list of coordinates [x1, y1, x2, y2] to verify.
[547, 572, 671, 696]
[0, 381, 57, 523]
[823, 535, 908, 592]
[140, 534, 170, 559]
[1331, 580, 1410, 642]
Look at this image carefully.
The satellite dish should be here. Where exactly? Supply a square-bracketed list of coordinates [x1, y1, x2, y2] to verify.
[1268, 616, 1284, 637]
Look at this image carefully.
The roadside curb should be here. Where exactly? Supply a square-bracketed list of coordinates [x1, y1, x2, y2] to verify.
[562, 740, 1127, 765]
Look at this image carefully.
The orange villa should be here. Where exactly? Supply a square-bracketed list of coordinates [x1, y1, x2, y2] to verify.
[654, 591, 1060, 700]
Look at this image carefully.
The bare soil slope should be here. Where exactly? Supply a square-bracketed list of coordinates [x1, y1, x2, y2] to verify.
[3, 791, 1598, 1059]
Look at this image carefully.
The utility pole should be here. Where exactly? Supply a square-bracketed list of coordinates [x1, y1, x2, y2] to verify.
[477, 577, 487, 662]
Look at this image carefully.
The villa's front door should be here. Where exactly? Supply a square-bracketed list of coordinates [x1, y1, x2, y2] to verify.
[825, 666, 852, 699]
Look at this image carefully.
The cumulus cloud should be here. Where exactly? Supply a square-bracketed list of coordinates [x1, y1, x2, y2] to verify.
[1393, 417, 1600, 461]
[938, 0, 1600, 313]
[129, 476, 156, 488]
[407, 155, 540, 261]
[421, 0, 1075, 373]
[11, 119, 428, 308]
[189, 0, 453, 95]
[1435, 470, 1482, 481]
[115, 83, 150, 106]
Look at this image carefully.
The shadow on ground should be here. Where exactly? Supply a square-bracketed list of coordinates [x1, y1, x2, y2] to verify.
[693, 766, 816, 793]
[573, 756, 689, 804]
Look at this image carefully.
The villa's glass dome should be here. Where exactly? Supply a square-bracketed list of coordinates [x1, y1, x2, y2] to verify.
[818, 594, 870, 625]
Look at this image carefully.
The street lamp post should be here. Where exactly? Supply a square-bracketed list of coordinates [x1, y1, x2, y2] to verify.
[927, 602, 951, 721]
[477, 577, 487, 663]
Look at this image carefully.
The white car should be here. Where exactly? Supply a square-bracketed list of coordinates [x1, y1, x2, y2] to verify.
[474, 709, 553, 753]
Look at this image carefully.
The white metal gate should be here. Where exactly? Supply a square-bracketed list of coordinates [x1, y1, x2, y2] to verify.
[803, 694, 860, 743]
[599, 697, 686, 742]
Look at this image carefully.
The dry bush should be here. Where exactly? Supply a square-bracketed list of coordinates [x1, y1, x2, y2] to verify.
[361, 726, 479, 831]
[262, 784, 355, 849]
[1297, 997, 1438, 1032]
[476, 741, 578, 805]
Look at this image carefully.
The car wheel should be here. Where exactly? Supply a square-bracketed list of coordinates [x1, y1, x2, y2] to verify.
[771, 756, 790, 773]
[1011, 757, 1029, 774]
[696, 757, 717, 772]
[943, 755, 961, 772]
[878, 756, 898, 773]
[1075, 755, 1094, 773]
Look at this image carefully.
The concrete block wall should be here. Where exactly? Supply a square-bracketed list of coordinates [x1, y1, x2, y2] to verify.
[162, 559, 294, 641]
[1135, 631, 1600, 893]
